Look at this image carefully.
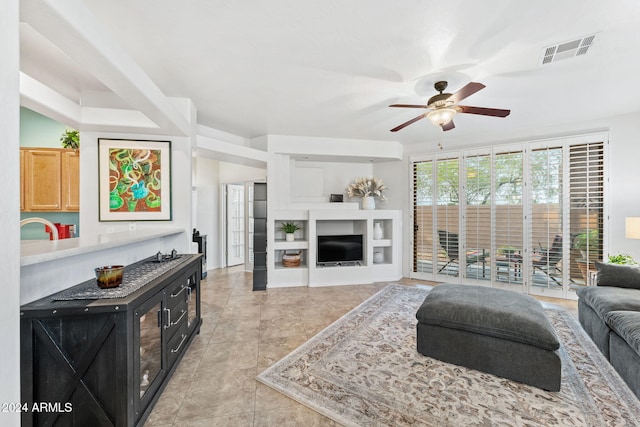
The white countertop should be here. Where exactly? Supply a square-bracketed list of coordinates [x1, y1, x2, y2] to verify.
[21, 228, 185, 266]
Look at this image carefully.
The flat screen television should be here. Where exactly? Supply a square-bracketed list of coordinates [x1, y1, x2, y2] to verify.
[317, 234, 363, 264]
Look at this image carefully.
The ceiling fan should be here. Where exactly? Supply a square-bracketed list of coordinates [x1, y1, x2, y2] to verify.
[389, 81, 510, 132]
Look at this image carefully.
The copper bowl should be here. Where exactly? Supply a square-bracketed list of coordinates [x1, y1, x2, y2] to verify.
[95, 265, 124, 289]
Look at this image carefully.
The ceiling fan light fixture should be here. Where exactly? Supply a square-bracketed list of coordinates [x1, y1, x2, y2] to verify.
[427, 108, 456, 126]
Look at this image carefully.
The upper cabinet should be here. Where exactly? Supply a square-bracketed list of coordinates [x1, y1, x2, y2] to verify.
[61, 150, 80, 211]
[21, 148, 79, 212]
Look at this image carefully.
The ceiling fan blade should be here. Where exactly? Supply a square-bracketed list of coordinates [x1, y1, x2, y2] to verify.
[390, 113, 426, 132]
[458, 105, 511, 117]
[448, 82, 485, 104]
[441, 120, 455, 131]
[389, 104, 429, 109]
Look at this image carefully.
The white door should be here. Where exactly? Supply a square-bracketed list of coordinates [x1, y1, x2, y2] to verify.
[226, 184, 245, 266]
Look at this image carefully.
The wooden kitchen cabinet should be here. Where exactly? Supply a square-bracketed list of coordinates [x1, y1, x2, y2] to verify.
[20, 149, 24, 211]
[61, 150, 80, 211]
[20, 254, 203, 427]
[21, 148, 79, 212]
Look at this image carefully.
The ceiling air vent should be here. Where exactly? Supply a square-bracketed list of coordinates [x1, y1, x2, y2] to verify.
[540, 34, 596, 65]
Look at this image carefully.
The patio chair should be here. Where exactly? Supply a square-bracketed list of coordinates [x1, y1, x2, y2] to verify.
[437, 230, 486, 276]
[532, 234, 566, 285]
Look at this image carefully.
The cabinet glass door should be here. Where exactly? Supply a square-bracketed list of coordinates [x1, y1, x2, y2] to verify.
[186, 269, 199, 333]
[135, 292, 166, 413]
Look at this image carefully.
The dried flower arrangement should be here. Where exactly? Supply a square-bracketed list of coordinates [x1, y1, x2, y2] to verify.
[346, 177, 387, 201]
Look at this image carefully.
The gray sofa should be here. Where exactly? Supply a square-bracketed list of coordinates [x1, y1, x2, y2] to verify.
[576, 261, 640, 398]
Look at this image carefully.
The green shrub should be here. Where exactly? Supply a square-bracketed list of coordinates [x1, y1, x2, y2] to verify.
[608, 254, 637, 265]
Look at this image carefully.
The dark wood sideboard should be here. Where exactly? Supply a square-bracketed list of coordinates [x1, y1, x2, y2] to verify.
[20, 254, 203, 427]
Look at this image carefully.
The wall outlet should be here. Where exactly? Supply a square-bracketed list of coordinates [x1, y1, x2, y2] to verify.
[129, 222, 136, 231]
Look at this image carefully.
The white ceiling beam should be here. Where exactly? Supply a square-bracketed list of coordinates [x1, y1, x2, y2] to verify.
[267, 135, 403, 162]
[20, 72, 176, 134]
[20, 72, 81, 129]
[196, 134, 268, 169]
[197, 124, 250, 146]
[21, 0, 191, 136]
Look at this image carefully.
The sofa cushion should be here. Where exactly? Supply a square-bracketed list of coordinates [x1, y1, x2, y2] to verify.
[576, 286, 640, 321]
[416, 284, 559, 351]
[606, 311, 640, 358]
[595, 261, 640, 289]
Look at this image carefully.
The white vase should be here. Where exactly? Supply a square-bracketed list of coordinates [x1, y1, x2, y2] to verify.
[286, 233, 295, 242]
[361, 195, 375, 210]
[373, 251, 384, 264]
[373, 222, 383, 240]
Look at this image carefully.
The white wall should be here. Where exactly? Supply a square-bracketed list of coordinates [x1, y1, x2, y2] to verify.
[0, 0, 21, 422]
[290, 160, 373, 204]
[194, 159, 267, 270]
[195, 156, 220, 269]
[605, 112, 640, 257]
[219, 162, 266, 183]
[265, 134, 402, 212]
[373, 160, 407, 212]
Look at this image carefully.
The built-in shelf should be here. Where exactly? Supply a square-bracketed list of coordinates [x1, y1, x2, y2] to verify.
[273, 240, 309, 250]
[373, 239, 392, 247]
[275, 263, 309, 270]
[268, 209, 401, 288]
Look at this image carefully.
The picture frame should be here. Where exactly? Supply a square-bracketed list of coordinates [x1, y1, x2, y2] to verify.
[98, 138, 172, 221]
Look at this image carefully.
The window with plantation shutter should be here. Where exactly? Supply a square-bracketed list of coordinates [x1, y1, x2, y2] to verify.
[435, 158, 460, 277]
[413, 160, 434, 274]
[568, 141, 604, 285]
[411, 157, 462, 277]
[529, 146, 564, 289]
[494, 150, 524, 288]
[410, 133, 607, 298]
[464, 154, 492, 281]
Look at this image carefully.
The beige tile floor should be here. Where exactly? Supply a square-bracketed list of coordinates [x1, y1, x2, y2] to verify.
[145, 267, 578, 426]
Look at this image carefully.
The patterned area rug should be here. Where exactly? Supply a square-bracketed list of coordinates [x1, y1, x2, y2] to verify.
[257, 284, 640, 426]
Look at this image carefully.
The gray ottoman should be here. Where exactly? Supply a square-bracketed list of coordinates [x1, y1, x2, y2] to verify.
[416, 284, 561, 391]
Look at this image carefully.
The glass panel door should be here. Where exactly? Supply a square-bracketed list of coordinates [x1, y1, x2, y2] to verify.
[245, 182, 255, 271]
[226, 184, 245, 266]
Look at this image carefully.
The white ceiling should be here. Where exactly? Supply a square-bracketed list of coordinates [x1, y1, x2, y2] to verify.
[19, 0, 640, 145]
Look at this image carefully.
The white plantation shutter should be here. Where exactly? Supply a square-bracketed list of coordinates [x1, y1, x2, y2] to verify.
[493, 149, 524, 287]
[529, 146, 565, 289]
[435, 157, 460, 277]
[568, 141, 604, 282]
[410, 134, 607, 297]
[464, 153, 492, 281]
[412, 160, 434, 274]
[411, 157, 462, 278]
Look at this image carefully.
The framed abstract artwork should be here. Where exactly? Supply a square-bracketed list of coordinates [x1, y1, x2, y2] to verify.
[98, 138, 172, 221]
